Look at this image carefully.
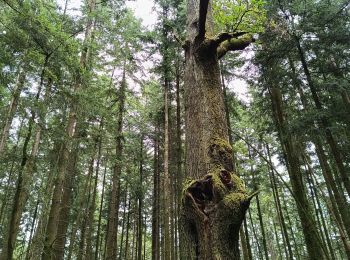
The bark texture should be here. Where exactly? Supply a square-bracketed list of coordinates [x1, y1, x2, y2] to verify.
[180, 1, 254, 259]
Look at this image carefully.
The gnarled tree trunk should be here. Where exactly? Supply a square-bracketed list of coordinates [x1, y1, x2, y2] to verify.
[180, 1, 254, 259]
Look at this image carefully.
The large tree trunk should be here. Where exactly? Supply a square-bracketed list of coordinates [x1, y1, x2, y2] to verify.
[180, 1, 254, 259]
[41, 1, 95, 258]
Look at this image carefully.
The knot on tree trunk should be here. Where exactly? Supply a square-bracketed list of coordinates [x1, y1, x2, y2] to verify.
[180, 138, 250, 260]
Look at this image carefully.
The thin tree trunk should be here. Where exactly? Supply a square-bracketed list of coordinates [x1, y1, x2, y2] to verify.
[137, 136, 144, 260]
[118, 186, 128, 260]
[243, 219, 253, 260]
[290, 57, 350, 244]
[266, 144, 293, 259]
[86, 122, 103, 260]
[152, 125, 160, 260]
[303, 154, 336, 259]
[95, 161, 107, 260]
[269, 85, 328, 259]
[0, 63, 27, 155]
[249, 147, 269, 260]
[105, 64, 127, 259]
[124, 197, 131, 260]
[295, 38, 350, 197]
[1, 59, 49, 259]
[175, 50, 183, 260]
[163, 78, 171, 260]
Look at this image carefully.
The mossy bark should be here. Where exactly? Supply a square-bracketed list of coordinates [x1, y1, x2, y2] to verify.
[181, 138, 250, 259]
[181, 1, 255, 258]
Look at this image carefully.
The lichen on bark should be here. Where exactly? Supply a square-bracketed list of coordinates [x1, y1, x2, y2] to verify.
[181, 137, 250, 260]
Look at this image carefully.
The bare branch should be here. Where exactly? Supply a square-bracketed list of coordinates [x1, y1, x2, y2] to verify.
[197, 0, 210, 41]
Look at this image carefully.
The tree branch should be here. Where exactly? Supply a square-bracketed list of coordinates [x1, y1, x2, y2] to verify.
[217, 34, 255, 59]
[213, 31, 248, 46]
[197, 0, 210, 41]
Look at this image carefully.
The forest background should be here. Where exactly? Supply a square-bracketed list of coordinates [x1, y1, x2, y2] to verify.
[0, 0, 349, 259]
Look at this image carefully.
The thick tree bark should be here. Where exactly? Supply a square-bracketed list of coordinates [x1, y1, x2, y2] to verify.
[53, 142, 80, 260]
[41, 1, 95, 258]
[180, 1, 254, 259]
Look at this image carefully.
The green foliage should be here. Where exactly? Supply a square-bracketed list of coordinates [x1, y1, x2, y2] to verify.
[213, 0, 267, 33]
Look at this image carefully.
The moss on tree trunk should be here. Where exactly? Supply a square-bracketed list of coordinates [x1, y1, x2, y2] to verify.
[181, 138, 252, 259]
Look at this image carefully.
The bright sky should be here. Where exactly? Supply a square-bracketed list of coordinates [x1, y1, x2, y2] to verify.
[126, 0, 157, 28]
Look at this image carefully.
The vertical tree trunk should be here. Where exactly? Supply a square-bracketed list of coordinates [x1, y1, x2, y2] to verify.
[105, 64, 127, 259]
[54, 143, 80, 260]
[118, 186, 128, 260]
[137, 136, 144, 260]
[163, 78, 171, 260]
[95, 162, 107, 260]
[303, 155, 336, 259]
[243, 219, 253, 260]
[269, 85, 328, 259]
[124, 197, 131, 260]
[41, 1, 95, 258]
[1, 60, 50, 259]
[289, 58, 350, 244]
[295, 38, 350, 197]
[266, 144, 293, 259]
[249, 147, 269, 260]
[152, 125, 160, 260]
[0, 63, 26, 155]
[180, 1, 254, 259]
[86, 122, 103, 260]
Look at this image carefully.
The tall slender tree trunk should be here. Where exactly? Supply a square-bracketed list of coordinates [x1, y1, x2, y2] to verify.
[118, 185, 128, 260]
[152, 125, 160, 260]
[86, 122, 103, 260]
[163, 78, 171, 260]
[1, 59, 50, 260]
[266, 144, 293, 259]
[95, 164, 107, 260]
[295, 38, 350, 197]
[249, 147, 269, 260]
[41, 1, 95, 258]
[0, 63, 27, 155]
[269, 85, 328, 259]
[289, 58, 350, 244]
[137, 136, 144, 260]
[105, 64, 127, 259]
[53, 141, 80, 260]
